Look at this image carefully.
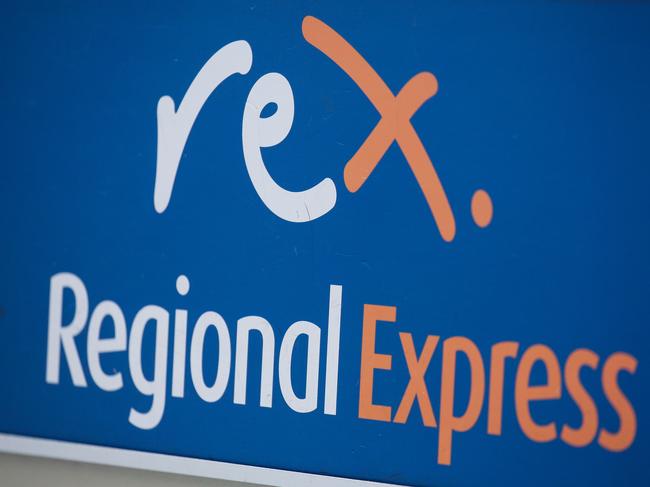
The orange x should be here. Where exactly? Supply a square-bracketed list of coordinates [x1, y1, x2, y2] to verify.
[302, 16, 456, 242]
[394, 333, 439, 427]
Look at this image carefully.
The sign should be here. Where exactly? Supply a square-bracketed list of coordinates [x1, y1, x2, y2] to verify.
[1, 1, 648, 485]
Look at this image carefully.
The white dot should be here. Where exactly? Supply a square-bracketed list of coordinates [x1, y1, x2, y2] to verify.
[176, 274, 190, 296]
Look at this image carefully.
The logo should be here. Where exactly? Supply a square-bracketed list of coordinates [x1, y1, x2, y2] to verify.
[153, 16, 493, 241]
[43, 14, 638, 471]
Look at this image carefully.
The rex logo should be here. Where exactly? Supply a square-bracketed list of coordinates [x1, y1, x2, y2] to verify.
[153, 16, 493, 240]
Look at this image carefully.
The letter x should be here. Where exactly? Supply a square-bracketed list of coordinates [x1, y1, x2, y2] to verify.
[303, 16, 456, 242]
[395, 333, 439, 427]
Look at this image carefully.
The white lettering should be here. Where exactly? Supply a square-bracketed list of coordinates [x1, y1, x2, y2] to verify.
[46, 272, 89, 387]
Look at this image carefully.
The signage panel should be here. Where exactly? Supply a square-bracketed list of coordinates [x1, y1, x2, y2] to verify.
[1, 1, 648, 485]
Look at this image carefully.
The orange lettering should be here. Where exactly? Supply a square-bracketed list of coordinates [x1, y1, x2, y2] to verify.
[598, 352, 637, 452]
[302, 15, 456, 241]
[515, 344, 561, 442]
[438, 336, 485, 465]
[487, 341, 519, 436]
[358, 304, 396, 422]
[394, 333, 439, 427]
[560, 349, 599, 447]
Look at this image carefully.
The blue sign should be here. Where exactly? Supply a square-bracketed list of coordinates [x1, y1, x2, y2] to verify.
[1, 1, 648, 485]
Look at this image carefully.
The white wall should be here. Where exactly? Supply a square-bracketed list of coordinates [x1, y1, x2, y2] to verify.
[0, 453, 261, 487]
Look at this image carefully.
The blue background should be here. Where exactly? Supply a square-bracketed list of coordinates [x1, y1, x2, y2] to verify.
[1, 1, 649, 485]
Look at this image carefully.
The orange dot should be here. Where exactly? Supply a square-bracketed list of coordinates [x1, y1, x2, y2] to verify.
[471, 189, 493, 228]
